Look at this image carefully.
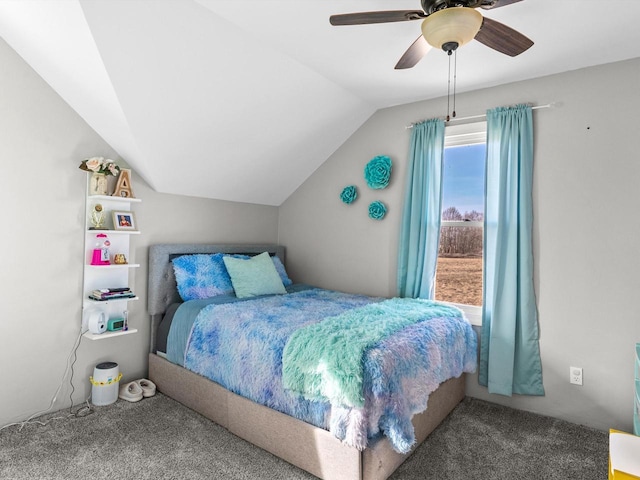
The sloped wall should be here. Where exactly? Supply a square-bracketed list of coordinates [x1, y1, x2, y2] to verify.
[0, 37, 278, 427]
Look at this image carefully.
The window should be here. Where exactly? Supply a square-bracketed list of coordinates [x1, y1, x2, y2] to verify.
[435, 122, 486, 325]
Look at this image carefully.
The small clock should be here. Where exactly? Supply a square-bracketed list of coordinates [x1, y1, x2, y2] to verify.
[107, 317, 125, 332]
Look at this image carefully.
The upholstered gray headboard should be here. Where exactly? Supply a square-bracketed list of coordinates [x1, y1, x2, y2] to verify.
[147, 243, 285, 352]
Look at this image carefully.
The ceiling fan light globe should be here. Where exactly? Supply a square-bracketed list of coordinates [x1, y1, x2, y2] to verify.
[421, 8, 483, 50]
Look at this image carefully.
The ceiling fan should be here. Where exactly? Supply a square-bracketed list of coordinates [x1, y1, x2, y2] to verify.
[330, 0, 533, 69]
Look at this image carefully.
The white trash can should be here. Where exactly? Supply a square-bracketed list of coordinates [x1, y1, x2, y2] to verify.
[90, 361, 121, 406]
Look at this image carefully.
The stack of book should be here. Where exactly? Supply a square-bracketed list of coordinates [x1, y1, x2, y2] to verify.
[89, 287, 136, 301]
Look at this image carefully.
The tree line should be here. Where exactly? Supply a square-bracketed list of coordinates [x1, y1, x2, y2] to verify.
[439, 206, 483, 257]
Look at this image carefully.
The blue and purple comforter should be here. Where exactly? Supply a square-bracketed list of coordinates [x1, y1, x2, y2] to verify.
[171, 287, 477, 453]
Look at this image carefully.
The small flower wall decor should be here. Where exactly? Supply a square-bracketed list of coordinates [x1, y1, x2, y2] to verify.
[364, 155, 392, 190]
[79, 157, 121, 176]
[340, 185, 358, 204]
[368, 201, 387, 220]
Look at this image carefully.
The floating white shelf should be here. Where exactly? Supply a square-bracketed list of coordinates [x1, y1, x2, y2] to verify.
[86, 229, 140, 235]
[88, 194, 141, 203]
[84, 296, 139, 306]
[83, 328, 138, 341]
[86, 264, 141, 269]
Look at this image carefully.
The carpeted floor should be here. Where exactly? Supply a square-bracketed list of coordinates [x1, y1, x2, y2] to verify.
[0, 394, 608, 480]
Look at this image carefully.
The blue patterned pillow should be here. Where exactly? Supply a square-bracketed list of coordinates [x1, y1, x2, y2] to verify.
[172, 253, 234, 301]
[271, 255, 293, 287]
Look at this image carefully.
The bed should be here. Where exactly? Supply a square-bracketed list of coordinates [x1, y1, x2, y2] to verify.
[147, 244, 476, 480]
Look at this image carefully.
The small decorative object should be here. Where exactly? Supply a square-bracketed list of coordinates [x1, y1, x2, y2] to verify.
[90, 204, 105, 230]
[113, 253, 128, 265]
[368, 201, 387, 220]
[107, 317, 125, 332]
[79, 157, 121, 196]
[112, 211, 137, 231]
[91, 233, 111, 265]
[113, 168, 135, 198]
[340, 185, 358, 204]
[89, 173, 108, 196]
[364, 155, 392, 190]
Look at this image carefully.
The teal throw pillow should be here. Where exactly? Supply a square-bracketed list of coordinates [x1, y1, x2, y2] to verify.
[223, 252, 287, 298]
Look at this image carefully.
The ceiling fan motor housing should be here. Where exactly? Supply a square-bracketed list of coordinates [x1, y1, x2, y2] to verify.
[421, 7, 483, 50]
[421, 0, 492, 15]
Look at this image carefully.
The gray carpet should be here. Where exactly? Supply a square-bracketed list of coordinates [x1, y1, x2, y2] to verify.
[0, 394, 608, 480]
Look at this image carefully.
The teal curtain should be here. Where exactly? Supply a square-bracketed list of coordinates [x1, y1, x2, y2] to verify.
[479, 104, 544, 396]
[397, 119, 445, 298]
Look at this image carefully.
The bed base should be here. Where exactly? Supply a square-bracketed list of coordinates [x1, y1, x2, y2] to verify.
[149, 353, 465, 480]
[147, 244, 465, 479]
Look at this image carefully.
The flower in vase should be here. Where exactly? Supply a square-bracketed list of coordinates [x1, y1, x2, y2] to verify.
[79, 157, 121, 176]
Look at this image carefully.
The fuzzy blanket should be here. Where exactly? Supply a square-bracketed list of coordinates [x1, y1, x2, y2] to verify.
[183, 288, 477, 453]
[282, 298, 465, 408]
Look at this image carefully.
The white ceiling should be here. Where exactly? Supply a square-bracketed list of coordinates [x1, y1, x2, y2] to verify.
[1, 0, 640, 206]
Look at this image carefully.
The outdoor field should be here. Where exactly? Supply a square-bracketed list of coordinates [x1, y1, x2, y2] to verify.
[435, 256, 483, 307]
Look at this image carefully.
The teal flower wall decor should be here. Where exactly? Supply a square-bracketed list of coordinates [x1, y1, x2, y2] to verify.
[340, 185, 358, 204]
[364, 155, 392, 190]
[368, 201, 387, 220]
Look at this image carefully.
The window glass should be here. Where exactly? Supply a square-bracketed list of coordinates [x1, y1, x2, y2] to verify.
[435, 142, 485, 308]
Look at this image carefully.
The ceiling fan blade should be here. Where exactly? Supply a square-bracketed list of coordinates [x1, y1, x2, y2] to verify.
[330, 10, 426, 26]
[395, 35, 432, 70]
[474, 16, 533, 56]
[480, 0, 524, 9]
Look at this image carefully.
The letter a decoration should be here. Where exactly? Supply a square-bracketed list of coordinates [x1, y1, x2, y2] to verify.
[113, 169, 135, 198]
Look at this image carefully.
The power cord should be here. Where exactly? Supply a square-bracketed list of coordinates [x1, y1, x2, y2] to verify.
[0, 324, 93, 432]
[68, 326, 94, 419]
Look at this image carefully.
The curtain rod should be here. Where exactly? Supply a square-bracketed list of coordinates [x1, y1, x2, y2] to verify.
[405, 103, 556, 129]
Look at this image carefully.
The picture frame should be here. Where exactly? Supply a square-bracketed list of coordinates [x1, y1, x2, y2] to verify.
[112, 211, 137, 231]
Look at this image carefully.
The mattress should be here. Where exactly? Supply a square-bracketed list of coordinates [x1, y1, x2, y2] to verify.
[155, 284, 311, 357]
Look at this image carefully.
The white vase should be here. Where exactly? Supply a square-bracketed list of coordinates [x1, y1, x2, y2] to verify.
[89, 172, 108, 196]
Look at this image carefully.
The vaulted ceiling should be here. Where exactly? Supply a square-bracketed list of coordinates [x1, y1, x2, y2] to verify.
[1, 0, 639, 206]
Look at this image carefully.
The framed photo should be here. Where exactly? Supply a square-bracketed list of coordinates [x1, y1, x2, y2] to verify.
[112, 211, 137, 231]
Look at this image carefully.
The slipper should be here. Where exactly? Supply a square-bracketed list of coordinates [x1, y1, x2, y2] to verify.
[135, 378, 157, 398]
[119, 381, 143, 402]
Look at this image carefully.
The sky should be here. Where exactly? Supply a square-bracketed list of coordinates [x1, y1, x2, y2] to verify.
[441, 143, 485, 215]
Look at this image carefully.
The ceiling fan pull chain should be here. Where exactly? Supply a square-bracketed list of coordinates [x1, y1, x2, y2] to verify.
[452, 48, 457, 119]
[446, 51, 452, 122]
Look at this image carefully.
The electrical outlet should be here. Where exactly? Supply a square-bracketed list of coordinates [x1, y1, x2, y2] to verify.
[570, 366, 583, 386]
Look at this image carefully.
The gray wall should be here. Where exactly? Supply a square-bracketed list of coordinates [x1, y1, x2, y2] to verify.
[3, 24, 640, 435]
[279, 58, 640, 432]
[0, 37, 278, 427]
